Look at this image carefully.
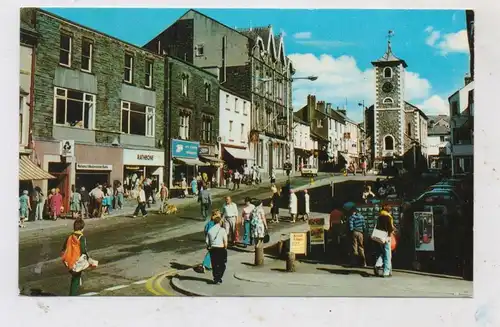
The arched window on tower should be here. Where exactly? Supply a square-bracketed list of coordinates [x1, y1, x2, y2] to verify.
[384, 135, 394, 151]
[384, 67, 392, 78]
[383, 97, 394, 105]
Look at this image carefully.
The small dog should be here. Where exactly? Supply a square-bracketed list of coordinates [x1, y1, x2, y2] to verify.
[165, 204, 178, 215]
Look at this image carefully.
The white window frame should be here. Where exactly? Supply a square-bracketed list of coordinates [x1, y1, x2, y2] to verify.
[383, 97, 394, 105]
[81, 39, 93, 73]
[145, 61, 153, 89]
[53, 87, 96, 130]
[59, 34, 72, 67]
[181, 75, 188, 96]
[243, 101, 248, 115]
[383, 134, 395, 151]
[201, 118, 212, 142]
[120, 100, 155, 137]
[383, 67, 393, 78]
[179, 114, 190, 140]
[124, 53, 134, 83]
[234, 98, 239, 113]
[195, 44, 205, 57]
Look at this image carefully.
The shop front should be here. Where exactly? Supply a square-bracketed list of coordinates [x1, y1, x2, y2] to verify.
[75, 163, 113, 191]
[221, 143, 254, 171]
[123, 148, 165, 190]
[171, 139, 205, 189]
[76, 143, 123, 191]
[199, 145, 224, 187]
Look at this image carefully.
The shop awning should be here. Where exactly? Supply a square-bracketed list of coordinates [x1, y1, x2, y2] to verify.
[19, 156, 55, 181]
[200, 155, 224, 163]
[173, 157, 208, 166]
[224, 147, 254, 160]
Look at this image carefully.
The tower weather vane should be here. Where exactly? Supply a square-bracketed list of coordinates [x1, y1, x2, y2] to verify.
[387, 30, 394, 52]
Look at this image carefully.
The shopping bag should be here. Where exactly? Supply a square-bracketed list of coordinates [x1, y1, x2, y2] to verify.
[390, 234, 397, 251]
[72, 254, 90, 272]
[371, 228, 388, 244]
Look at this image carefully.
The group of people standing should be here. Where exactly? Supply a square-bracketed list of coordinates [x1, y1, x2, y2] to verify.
[19, 187, 64, 227]
[223, 164, 262, 190]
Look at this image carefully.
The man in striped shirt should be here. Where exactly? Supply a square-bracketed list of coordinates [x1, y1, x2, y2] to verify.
[348, 207, 367, 267]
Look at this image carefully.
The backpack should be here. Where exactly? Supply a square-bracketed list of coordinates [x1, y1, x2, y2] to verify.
[61, 233, 82, 270]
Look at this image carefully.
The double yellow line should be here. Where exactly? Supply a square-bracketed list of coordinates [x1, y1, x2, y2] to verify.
[145, 269, 178, 296]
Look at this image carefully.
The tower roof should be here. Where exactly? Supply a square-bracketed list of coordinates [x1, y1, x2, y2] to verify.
[371, 30, 408, 68]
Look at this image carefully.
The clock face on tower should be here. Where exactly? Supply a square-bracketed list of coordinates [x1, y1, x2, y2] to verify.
[382, 82, 393, 93]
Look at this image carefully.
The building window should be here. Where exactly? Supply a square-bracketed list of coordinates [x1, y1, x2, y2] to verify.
[19, 96, 24, 144]
[451, 101, 459, 116]
[145, 60, 153, 88]
[243, 101, 248, 115]
[181, 74, 189, 96]
[81, 39, 93, 72]
[225, 94, 230, 105]
[241, 123, 245, 140]
[59, 34, 72, 67]
[234, 98, 239, 113]
[383, 67, 392, 78]
[440, 136, 446, 142]
[179, 114, 190, 140]
[201, 117, 212, 143]
[317, 119, 323, 128]
[229, 120, 233, 138]
[120, 101, 155, 137]
[205, 83, 211, 103]
[384, 135, 394, 151]
[54, 87, 95, 129]
[407, 123, 412, 137]
[124, 53, 134, 83]
[383, 97, 394, 105]
[195, 44, 205, 57]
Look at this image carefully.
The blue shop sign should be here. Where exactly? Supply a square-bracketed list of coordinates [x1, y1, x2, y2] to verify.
[172, 139, 200, 159]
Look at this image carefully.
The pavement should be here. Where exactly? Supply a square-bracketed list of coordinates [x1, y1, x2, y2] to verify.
[170, 249, 473, 297]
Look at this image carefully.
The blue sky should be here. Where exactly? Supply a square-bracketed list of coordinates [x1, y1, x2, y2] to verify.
[45, 8, 470, 122]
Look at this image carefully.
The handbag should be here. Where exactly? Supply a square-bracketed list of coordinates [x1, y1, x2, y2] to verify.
[371, 228, 388, 244]
[263, 228, 270, 244]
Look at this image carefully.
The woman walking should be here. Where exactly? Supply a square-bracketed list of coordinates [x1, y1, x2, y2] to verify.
[115, 182, 124, 210]
[191, 177, 198, 196]
[270, 186, 280, 223]
[205, 211, 228, 284]
[374, 204, 396, 277]
[289, 189, 298, 223]
[251, 200, 268, 247]
[50, 188, 63, 220]
[241, 197, 255, 247]
[70, 185, 81, 219]
[201, 210, 218, 272]
[19, 190, 31, 228]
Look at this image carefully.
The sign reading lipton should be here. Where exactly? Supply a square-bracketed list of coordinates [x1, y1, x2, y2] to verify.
[76, 163, 113, 171]
[137, 154, 154, 160]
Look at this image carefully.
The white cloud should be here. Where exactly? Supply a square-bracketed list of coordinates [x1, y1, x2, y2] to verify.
[417, 95, 449, 116]
[424, 28, 469, 55]
[426, 30, 441, 46]
[288, 53, 432, 122]
[293, 32, 312, 39]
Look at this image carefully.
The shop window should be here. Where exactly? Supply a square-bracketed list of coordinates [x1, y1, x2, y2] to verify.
[60, 33, 72, 67]
[124, 53, 134, 83]
[81, 38, 93, 73]
[54, 87, 95, 129]
[121, 101, 155, 137]
[384, 135, 394, 151]
[201, 117, 213, 143]
[145, 60, 153, 88]
[179, 114, 190, 139]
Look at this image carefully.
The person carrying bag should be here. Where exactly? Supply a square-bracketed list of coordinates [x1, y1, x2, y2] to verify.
[371, 205, 395, 277]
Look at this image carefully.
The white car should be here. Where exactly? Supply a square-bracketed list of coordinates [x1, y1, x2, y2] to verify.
[301, 165, 318, 177]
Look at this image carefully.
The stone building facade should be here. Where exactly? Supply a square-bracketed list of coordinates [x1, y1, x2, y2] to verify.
[23, 9, 165, 208]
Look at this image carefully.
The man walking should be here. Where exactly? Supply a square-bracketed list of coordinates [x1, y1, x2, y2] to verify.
[233, 170, 241, 191]
[222, 196, 238, 245]
[80, 187, 90, 219]
[206, 212, 228, 284]
[132, 185, 148, 218]
[348, 207, 367, 267]
[199, 183, 212, 220]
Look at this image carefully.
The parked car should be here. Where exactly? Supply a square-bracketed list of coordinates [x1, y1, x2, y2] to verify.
[301, 165, 318, 177]
[416, 188, 464, 205]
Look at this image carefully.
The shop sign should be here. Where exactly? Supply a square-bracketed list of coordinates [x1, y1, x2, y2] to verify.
[290, 232, 307, 255]
[308, 218, 325, 245]
[123, 149, 165, 166]
[172, 139, 199, 159]
[60, 140, 75, 157]
[76, 163, 112, 171]
[198, 146, 210, 155]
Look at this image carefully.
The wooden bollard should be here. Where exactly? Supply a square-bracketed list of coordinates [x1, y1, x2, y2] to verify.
[286, 252, 296, 272]
[277, 240, 283, 257]
[254, 243, 264, 266]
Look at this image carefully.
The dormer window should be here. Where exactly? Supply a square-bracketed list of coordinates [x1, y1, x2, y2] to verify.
[384, 67, 392, 78]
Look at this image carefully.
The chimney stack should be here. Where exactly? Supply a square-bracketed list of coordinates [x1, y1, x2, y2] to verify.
[317, 101, 326, 113]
